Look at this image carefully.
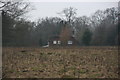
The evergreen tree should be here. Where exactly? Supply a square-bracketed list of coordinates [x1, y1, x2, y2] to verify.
[82, 28, 92, 46]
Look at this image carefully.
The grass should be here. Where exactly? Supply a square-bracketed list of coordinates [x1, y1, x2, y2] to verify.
[78, 69, 87, 74]
[61, 75, 75, 78]
[2, 46, 118, 78]
[89, 73, 102, 78]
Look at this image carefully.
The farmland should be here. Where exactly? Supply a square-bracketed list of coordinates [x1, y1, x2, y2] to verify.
[2, 46, 118, 78]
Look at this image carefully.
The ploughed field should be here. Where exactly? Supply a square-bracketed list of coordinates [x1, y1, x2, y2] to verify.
[2, 46, 118, 78]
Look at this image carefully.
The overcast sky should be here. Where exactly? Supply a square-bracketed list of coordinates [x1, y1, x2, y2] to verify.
[25, 0, 118, 21]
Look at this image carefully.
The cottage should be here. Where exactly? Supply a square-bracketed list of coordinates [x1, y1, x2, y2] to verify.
[48, 22, 79, 46]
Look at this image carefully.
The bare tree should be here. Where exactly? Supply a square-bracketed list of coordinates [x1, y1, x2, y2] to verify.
[1, 0, 33, 46]
[91, 7, 118, 45]
[0, 0, 31, 19]
[58, 7, 77, 25]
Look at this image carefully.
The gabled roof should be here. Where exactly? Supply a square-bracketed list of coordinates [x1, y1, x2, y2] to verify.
[49, 36, 76, 41]
[49, 36, 60, 41]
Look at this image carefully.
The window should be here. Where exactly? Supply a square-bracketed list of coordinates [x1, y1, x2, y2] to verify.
[53, 41, 57, 44]
[58, 41, 61, 44]
[68, 41, 73, 44]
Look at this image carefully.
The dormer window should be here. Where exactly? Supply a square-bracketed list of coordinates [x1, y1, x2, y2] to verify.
[58, 41, 61, 44]
[68, 41, 73, 44]
[53, 41, 57, 44]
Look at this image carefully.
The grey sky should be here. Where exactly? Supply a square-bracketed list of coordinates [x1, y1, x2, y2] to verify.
[26, 2, 118, 21]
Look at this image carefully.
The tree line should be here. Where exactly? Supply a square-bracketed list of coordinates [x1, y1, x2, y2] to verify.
[1, 0, 119, 47]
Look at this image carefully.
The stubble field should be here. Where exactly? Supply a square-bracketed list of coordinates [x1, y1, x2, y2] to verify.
[2, 46, 118, 78]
